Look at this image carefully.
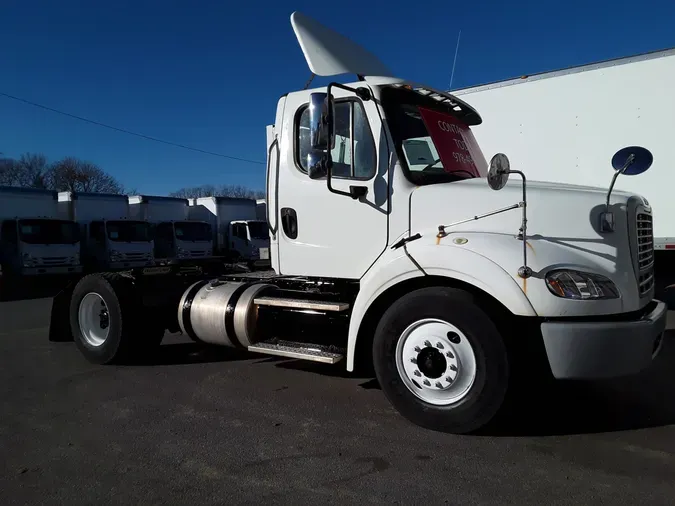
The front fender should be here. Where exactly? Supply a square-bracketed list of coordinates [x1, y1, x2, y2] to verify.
[346, 240, 537, 371]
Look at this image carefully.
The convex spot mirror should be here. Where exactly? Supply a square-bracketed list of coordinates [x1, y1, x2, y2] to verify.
[611, 146, 653, 176]
[487, 153, 510, 191]
[307, 151, 328, 180]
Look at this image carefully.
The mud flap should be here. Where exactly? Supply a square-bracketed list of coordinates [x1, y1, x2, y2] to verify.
[48, 282, 75, 342]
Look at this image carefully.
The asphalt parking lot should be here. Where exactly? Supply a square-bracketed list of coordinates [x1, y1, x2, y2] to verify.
[2, 299, 675, 505]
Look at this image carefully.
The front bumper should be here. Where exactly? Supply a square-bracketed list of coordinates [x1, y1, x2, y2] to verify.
[22, 265, 83, 276]
[109, 260, 154, 269]
[540, 300, 667, 379]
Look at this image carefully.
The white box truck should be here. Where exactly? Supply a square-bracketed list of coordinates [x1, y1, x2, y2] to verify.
[50, 12, 666, 435]
[128, 195, 213, 261]
[58, 192, 154, 271]
[450, 48, 675, 298]
[0, 186, 81, 277]
[188, 196, 270, 268]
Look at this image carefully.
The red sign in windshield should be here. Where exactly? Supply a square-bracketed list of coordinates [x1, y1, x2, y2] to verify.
[418, 107, 484, 177]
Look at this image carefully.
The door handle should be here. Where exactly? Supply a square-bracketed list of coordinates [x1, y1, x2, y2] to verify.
[280, 208, 298, 239]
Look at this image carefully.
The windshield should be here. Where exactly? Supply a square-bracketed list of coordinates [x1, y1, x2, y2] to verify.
[18, 219, 80, 245]
[247, 221, 268, 240]
[174, 221, 212, 242]
[380, 86, 487, 186]
[106, 220, 152, 242]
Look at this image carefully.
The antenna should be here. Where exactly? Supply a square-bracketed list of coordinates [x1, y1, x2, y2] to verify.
[303, 73, 316, 90]
[449, 30, 462, 90]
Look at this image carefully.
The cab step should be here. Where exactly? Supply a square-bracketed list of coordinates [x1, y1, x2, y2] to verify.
[247, 339, 345, 364]
[253, 296, 349, 312]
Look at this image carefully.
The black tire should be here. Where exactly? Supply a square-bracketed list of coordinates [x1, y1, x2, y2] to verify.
[372, 286, 509, 434]
[70, 273, 160, 364]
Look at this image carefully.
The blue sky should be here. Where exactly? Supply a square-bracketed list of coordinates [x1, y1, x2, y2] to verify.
[1, 0, 674, 195]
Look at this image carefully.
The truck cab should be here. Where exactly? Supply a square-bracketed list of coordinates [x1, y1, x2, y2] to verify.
[188, 196, 271, 268]
[153, 220, 213, 260]
[83, 219, 154, 271]
[0, 217, 81, 276]
[0, 187, 81, 277]
[230, 219, 270, 268]
[260, 12, 665, 430]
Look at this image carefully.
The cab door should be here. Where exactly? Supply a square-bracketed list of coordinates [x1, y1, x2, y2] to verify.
[276, 85, 389, 279]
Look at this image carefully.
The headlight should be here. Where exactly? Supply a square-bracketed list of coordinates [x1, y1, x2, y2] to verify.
[109, 249, 122, 261]
[545, 270, 619, 300]
[22, 253, 34, 267]
[177, 247, 189, 258]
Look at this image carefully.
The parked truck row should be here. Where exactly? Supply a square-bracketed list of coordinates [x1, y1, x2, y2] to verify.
[0, 188, 270, 279]
[45, 12, 667, 435]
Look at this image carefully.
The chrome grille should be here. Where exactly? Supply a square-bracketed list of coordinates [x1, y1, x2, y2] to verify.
[636, 212, 654, 295]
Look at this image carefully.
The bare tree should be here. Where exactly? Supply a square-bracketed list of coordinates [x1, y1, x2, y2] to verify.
[16, 153, 49, 188]
[0, 157, 19, 186]
[45, 157, 124, 194]
[169, 184, 264, 199]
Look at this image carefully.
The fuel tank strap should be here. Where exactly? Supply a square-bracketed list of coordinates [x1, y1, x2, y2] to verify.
[181, 280, 210, 342]
[224, 282, 258, 349]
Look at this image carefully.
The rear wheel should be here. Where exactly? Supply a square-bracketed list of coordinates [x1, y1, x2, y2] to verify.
[70, 273, 162, 364]
[373, 286, 509, 434]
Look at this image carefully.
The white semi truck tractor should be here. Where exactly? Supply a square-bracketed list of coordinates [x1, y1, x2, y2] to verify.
[49, 12, 667, 434]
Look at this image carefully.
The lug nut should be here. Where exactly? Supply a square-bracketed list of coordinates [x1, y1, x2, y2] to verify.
[414, 370, 421, 377]
[423, 379, 431, 386]
[424, 340, 431, 347]
[435, 382, 443, 388]
[410, 357, 417, 364]
[445, 376, 453, 383]
[449, 364, 458, 372]
[446, 351, 454, 359]
[414, 346, 421, 352]
[436, 342, 444, 349]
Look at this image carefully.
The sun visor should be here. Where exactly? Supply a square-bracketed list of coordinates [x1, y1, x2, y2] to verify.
[290, 12, 394, 78]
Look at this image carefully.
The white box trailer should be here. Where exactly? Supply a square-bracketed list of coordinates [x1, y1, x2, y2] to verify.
[128, 195, 213, 260]
[452, 47, 675, 294]
[58, 192, 154, 271]
[0, 186, 81, 276]
[189, 196, 270, 266]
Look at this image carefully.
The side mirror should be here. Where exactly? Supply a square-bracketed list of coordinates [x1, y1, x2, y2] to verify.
[611, 146, 653, 176]
[601, 146, 653, 233]
[487, 153, 510, 191]
[307, 151, 328, 180]
[309, 92, 334, 151]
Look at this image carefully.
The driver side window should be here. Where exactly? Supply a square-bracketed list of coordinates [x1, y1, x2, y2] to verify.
[296, 99, 376, 180]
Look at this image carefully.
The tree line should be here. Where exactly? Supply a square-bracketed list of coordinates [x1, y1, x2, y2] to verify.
[168, 184, 265, 199]
[0, 152, 264, 199]
[0, 152, 131, 194]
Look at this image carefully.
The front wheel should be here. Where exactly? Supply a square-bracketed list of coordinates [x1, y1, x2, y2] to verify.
[373, 286, 509, 434]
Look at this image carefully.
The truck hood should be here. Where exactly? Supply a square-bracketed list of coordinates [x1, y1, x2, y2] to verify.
[410, 177, 639, 241]
[408, 178, 651, 313]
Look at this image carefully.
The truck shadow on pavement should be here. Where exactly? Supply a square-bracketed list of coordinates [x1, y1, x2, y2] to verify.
[121, 342, 254, 366]
[266, 336, 675, 437]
